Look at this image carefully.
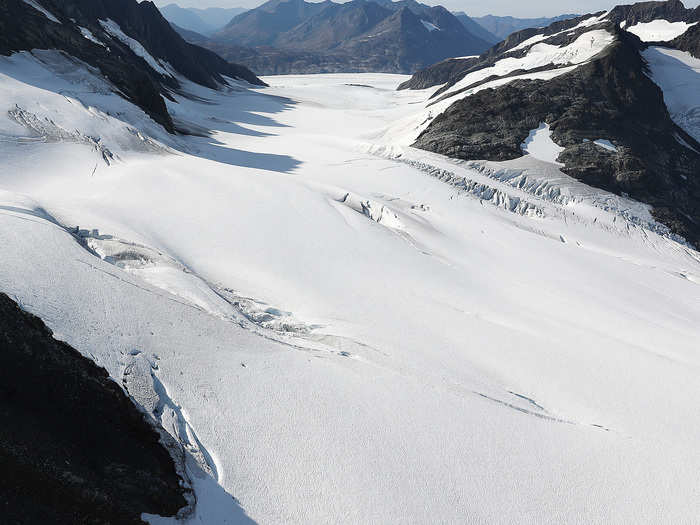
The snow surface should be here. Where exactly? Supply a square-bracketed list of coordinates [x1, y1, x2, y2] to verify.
[441, 29, 615, 101]
[421, 20, 440, 32]
[79, 26, 107, 47]
[585, 138, 619, 152]
[21, 0, 60, 23]
[626, 19, 697, 42]
[509, 13, 608, 53]
[1, 51, 700, 525]
[99, 19, 171, 77]
[644, 46, 700, 142]
[521, 122, 565, 165]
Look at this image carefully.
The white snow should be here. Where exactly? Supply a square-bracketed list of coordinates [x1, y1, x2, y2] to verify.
[421, 20, 440, 32]
[99, 19, 172, 77]
[509, 13, 608, 53]
[521, 122, 565, 165]
[79, 26, 107, 48]
[588, 138, 618, 152]
[644, 47, 700, 142]
[21, 0, 60, 23]
[1, 52, 700, 525]
[626, 19, 697, 42]
[442, 29, 615, 101]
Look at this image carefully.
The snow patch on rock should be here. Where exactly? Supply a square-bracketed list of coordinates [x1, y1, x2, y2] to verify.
[21, 0, 60, 23]
[99, 19, 172, 77]
[79, 26, 107, 47]
[626, 19, 697, 42]
[521, 123, 565, 165]
[421, 20, 440, 32]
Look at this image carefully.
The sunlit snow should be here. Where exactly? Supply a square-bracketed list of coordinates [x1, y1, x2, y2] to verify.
[626, 19, 697, 42]
[1, 51, 699, 525]
[522, 122, 565, 165]
[644, 47, 700, 142]
[99, 19, 172, 77]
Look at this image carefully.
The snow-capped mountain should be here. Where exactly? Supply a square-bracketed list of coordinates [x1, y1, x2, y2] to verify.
[2, 0, 700, 524]
[400, 1, 700, 247]
[186, 0, 492, 74]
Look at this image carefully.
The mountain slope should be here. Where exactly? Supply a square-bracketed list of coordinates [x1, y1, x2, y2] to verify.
[453, 11, 500, 44]
[399, 2, 700, 246]
[159, 2, 217, 35]
[0, 292, 189, 523]
[159, 4, 249, 35]
[217, 0, 332, 47]
[0, 0, 263, 132]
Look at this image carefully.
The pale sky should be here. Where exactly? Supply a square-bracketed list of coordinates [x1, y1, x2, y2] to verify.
[153, 0, 700, 18]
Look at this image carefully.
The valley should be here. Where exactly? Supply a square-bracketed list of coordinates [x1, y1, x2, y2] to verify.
[1, 1, 700, 523]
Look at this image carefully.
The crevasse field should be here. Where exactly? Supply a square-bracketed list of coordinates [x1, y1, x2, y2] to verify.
[1, 51, 700, 524]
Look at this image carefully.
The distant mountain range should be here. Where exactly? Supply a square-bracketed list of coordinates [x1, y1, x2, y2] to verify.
[169, 0, 495, 74]
[158, 2, 584, 46]
[159, 3, 248, 35]
[471, 14, 580, 40]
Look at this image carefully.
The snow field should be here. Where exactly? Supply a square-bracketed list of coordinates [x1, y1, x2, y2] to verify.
[1, 49, 700, 525]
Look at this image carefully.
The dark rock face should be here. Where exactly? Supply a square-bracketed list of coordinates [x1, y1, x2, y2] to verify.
[0, 0, 263, 133]
[0, 293, 189, 524]
[606, 0, 699, 24]
[670, 14, 700, 56]
[397, 57, 479, 90]
[199, 0, 492, 75]
[412, 27, 700, 246]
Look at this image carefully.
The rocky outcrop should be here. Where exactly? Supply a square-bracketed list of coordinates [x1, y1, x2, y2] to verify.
[397, 56, 479, 90]
[606, 0, 698, 25]
[412, 21, 700, 246]
[0, 293, 189, 524]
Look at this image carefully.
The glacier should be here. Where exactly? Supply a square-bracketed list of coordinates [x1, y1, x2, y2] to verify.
[0, 51, 699, 525]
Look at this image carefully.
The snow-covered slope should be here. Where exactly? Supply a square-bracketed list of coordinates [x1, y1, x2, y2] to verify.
[1, 31, 700, 522]
[644, 46, 700, 141]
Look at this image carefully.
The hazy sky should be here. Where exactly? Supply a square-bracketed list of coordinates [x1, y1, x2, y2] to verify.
[153, 0, 700, 18]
